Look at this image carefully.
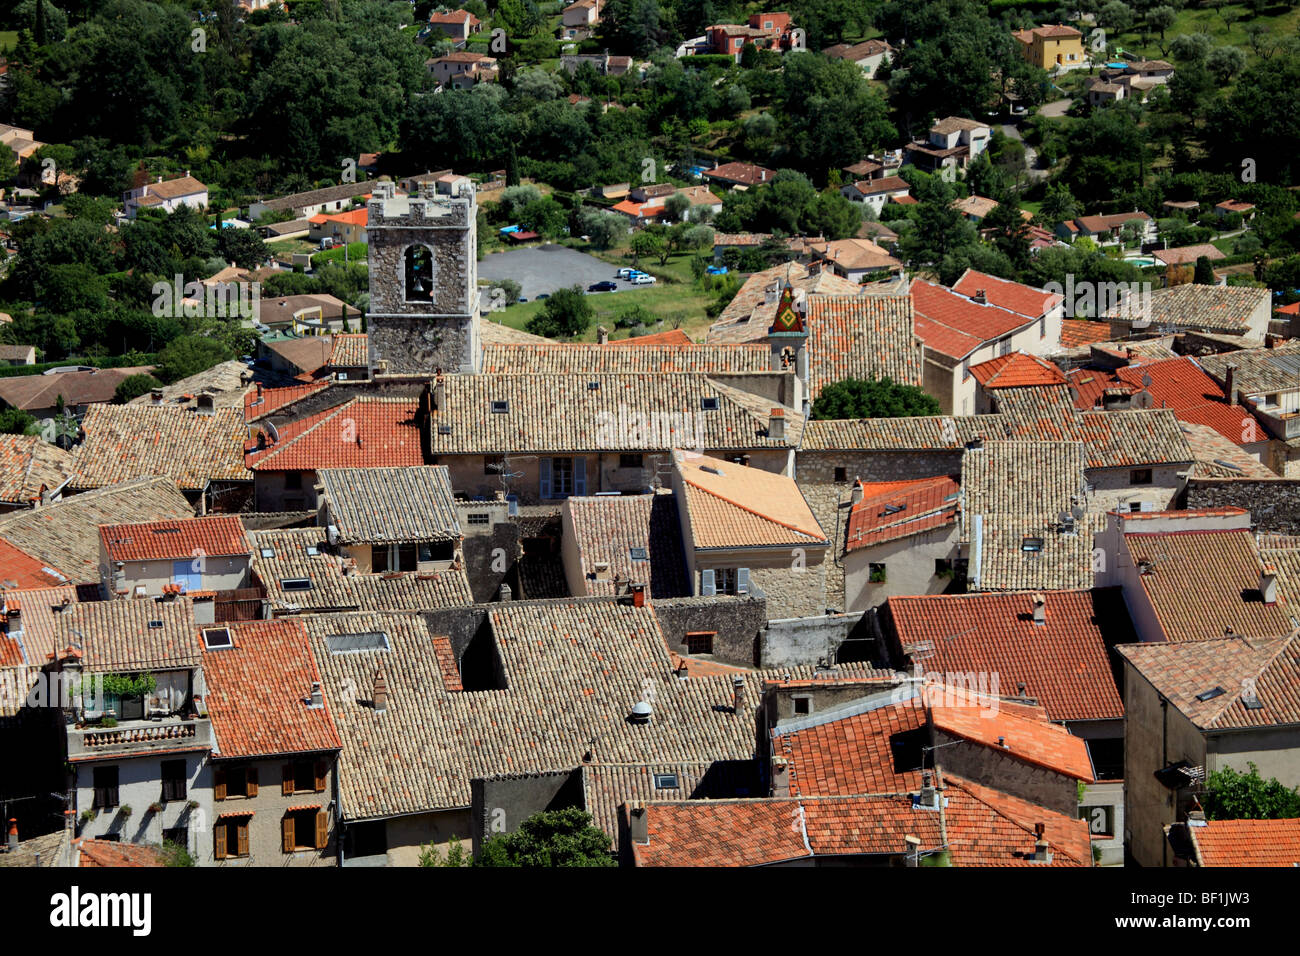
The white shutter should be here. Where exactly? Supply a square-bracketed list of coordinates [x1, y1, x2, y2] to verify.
[539, 458, 552, 499]
[574, 458, 587, 496]
[701, 569, 716, 596]
[737, 568, 750, 594]
[1139, 500, 1155, 513]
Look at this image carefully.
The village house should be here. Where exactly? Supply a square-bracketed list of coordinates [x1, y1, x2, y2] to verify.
[560, 491, 690, 601]
[427, 8, 482, 43]
[1056, 211, 1156, 246]
[0, 434, 75, 513]
[705, 12, 796, 60]
[307, 208, 368, 246]
[98, 515, 252, 602]
[702, 161, 777, 190]
[123, 173, 208, 219]
[903, 117, 991, 176]
[839, 175, 912, 215]
[561, 0, 601, 38]
[1012, 24, 1085, 71]
[427, 51, 498, 89]
[821, 38, 893, 77]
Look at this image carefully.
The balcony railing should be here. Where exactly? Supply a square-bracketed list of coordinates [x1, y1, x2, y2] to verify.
[68, 717, 213, 759]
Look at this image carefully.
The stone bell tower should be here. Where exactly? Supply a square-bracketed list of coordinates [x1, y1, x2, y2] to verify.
[366, 179, 480, 375]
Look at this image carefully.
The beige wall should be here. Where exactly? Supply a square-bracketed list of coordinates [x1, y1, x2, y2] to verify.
[255, 470, 320, 512]
[202, 755, 339, 867]
[382, 808, 472, 866]
[843, 525, 960, 611]
[100, 550, 251, 598]
[1086, 465, 1185, 515]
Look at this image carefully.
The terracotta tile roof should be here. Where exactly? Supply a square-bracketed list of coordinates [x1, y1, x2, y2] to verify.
[0, 366, 155, 412]
[970, 352, 1067, 388]
[100, 515, 249, 564]
[972, 512, 1105, 592]
[1106, 284, 1269, 333]
[911, 280, 1033, 360]
[244, 382, 329, 422]
[1075, 211, 1152, 233]
[75, 839, 166, 867]
[1123, 527, 1292, 643]
[707, 262, 862, 344]
[1200, 344, 1300, 397]
[246, 397, 424, 472]
[1007, 406, 1195, 469]
[319, 466, 460, 545]
[0, 536, 71, 588]
[327, 334, 368, 369]
[422, 374, 803, 454]
[249, 528, 473, 614]
[135, 175, 205, 202]
[203, 618, 342, 759]
[1152, 244, 1226, 266]
[952, 194, 999, 219]
[703, 162, 776, 187]
[931, 703, 1094, 779]
[801, 413, 1007, 451]
[1189, 818, 1300, 866]
[0, 830, 66, 867]
[931, 116, 990, 135]
[130, 361, 255, 413]
[943, 776, 1091, 866]
[805, 295, 923, 397]
[1117, 632, 1300, 730]
[823, 39, 892, 60]
[677, 452, 826, 548]
[1215, 199, 1255, 214]
[308, 208, 367, 227]
[479, 343, 769, 374]
[0, 585, 81, 670]
[953, 271, 1063, 321]
[0, 477, 193, 584]
[263, 336, 332, 377]
[0, 435, 75, 505]
[605, 328, 693, 346]
[962, 440, 1086, 519]
[71, 404, 251, 491]
[881, 589, 1130, 722]
[845, 475, 960, 551]
[1060, 320, 1113, 348]
[58, 596, 201, 673]
[565, 492, 689, 598]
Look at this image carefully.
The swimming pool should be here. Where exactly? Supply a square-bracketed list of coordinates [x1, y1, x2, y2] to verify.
[1128, 257, 1157, 267]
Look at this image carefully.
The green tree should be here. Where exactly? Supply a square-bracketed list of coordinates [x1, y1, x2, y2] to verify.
[1194, 255, 1216, 284]
[1147, 5, 1175, 39]
[217, 229, 270, 271]
[525, 285, 594, 339]
[664, 192, 691, 222]
[630, 230, 666, 266]
[811, 377, 942, 420]
[113, 373, 164, 404]
[476, 808, 615, 867]
[156, 335, 234, 384]
[418, 835, 470, 866]
[1205, 46, 1246, 85]
[1100, 1, 1134, 33]
[0, 408, 38, 435]
[1203, 763, 1300, 820]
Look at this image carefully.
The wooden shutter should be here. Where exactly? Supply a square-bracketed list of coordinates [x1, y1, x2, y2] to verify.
[213, 767, 226, 802]
[246, 767, 258, 798]
[213, 822, 227, 860]
[700, 569, 716, 596]
[573, 457, 586, 496]
[539, 458, 552, 499]
[236, 820, 249, 858]
[281, 764, 294, 796]
[315, 811, 328, 850]
[282, 815, 295, 853]
[314, 760, 327, 793]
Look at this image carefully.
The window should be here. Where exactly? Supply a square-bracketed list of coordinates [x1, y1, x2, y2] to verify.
[629, 547, 648, 561]
[161, 760, 187, 803]
[869, 563, 887, 583]
[215, 765, 256, 800]
[619, 453, 644, 469]
[214, 816, 250, 860]
[484, 455, 505, 474]
[202, 627, 233, 650]
[551, 457, 574, 497]
[92, 766, 119, 809]
[1129, 501, 1143, 514]
[715, 568, 738, 594]
[654, 773, 680, 790]
[999, 338, 1011, 357]
[467, 513, 490, 525]
[162, 825, 188, 849]
[935, 559, 954, 579]
[284, 809, 325, 852]
[284, 472, 302, 490]
[793, 697, 811, 715]
[1021, 537, 1045, 553]
[373, 544, 418, 573]
[1130, 468, 1153, 485]
[700, 396, 719, 411]
[686, 631, 715, 655]
[834, 467, 848, 483]
[491, 400, 509, 414]
[285, 759, 326, 795]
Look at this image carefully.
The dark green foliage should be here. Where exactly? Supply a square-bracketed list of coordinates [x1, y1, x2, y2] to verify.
[113, 373, 164, 404]
[155, 335, 234, 384]
[1203, 763, 1300, 821]
[811, 377, 942, 420]
[476, 808, 615, 867]
[525, 285, 594, 339]
[0, 408, 38, 435]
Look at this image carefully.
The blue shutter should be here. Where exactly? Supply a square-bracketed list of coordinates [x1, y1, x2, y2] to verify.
[737, 568, 751, 594]
[701, 569, 716, 596]
[574, 458, 587, 497]
[539, 458, 552, 499]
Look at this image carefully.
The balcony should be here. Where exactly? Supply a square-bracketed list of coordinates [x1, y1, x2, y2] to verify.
[68, 716, 213, 760]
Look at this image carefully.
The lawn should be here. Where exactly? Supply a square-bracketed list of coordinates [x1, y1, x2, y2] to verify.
[1097, 4, 1300, 66]
[0, 31, 18, 52]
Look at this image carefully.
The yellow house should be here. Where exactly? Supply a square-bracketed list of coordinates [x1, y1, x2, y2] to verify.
[1013, 24, 1085, 71]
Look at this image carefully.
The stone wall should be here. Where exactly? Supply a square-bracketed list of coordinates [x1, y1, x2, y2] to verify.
[470, 770, 584, 856]
[760, 611, 872, 669]
[750, 560, 828, 620]
[654, 595, 767, 667]
[1187, 478, 1300, 532]
[369, 318, 475, 376]
[934, 732, 1078, 818]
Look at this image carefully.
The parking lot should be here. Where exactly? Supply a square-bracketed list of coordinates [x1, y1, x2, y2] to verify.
[477, 245, 641, 307]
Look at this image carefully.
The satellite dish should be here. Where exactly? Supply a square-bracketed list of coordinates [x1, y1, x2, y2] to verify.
[265, 420, 280, 442]
[1141, 372, 1153, 388]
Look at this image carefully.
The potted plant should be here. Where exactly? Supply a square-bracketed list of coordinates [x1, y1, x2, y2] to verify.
[79, 808, 97, 825]
[118, 805, 133, 819]
[148, 801, 164, 814]
[100, 716, 117, 728]
[184, 800, 199, 813]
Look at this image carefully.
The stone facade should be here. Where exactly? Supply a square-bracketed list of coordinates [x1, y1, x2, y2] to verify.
[654, 595, 768, 667]
[366, 181, 479, 375]
[1187, 478, 1300, 532]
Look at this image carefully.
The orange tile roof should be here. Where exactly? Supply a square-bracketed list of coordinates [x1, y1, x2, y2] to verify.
[328, 334, 369, 368]
[943, 776, 1091, 866]
[244, 382, 329, 421]
[100, 515, 249, 564]
[75, 839, 165, 867]
[911, 280, 1034, 360]
[931, 703, 1095, 780]
[970, 351, 1067, 388]
[953, 271, 1063, 321]
[1190, 818, 1300, 866]
[202, 619, 343, 759]
[605, 328, 693, 346]
[775, 698, 927, 797]
[677, 452, 826, 548]
[845, 475, 960, 551]
[1060, 320, 1113, 348]
[1123, 528, 1292, 643]
[0, 536, 71, 588]
[882, 589, 1130, 722]
[308, 208, 367, 227]
[246, 397, 425, 472]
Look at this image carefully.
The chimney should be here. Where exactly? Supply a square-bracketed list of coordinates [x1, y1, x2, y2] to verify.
[1031, 593, 1046, 626]
[499, 582, 512, 601]
[849, 479, 864, 508]
[1031, 822, 1052, 863]
[309, 681, 323, 707]
[1260, 565, 1278, 605]
[6, 818, 16, 852]
[597, 325, 609, 345]
[630, 583, 645, 608]
[732, 675, 745, 714]
[373, 667, 388, 713]
[1225, 363, 1239, 405]
[196, 394, 214, 417]
[764, 283, 778, 306]
[771, 757, 790, 797]
[7, 603, 22, 639]
[1017, 681, 1027, 697]
[1265, 333, 1276, 350]
[904, 834, 921, 866]
[151, 388, 163, 404]
[973, 289, 987, 304]
[433, 375, 446, 412]
[919, 770, 937, 808]
[628, 802, 648, 844]
[768, 408, 785, 441]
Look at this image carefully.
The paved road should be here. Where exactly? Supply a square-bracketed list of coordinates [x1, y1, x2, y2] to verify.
[477, 245, 640, 307]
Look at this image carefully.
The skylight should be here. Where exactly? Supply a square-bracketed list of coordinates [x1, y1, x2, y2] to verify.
[326, 632, 391, 654]
[491, 400, 509, 414]
[281, 578, 312, 591]
[653, 773, 679, 790]
[202, 627, 233, 650]
[260, 548, 276, 559]
[1195, 686, 1226, 702]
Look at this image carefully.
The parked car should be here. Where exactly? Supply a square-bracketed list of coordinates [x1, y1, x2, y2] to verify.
[588, 280, 618, 292]
[518, 296, 528, 303]
[536, 293, 549, 300]
[616, 267, 637, 279]
[630, 274, 656, 285]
